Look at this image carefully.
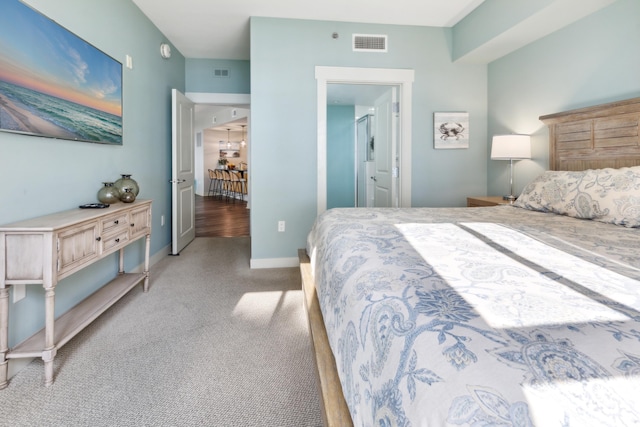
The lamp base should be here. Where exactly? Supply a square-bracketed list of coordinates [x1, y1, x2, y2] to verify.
[503, 195, 516, 201]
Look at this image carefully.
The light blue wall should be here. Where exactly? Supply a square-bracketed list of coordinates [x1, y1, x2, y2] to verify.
[185, 59, 250, 93]
[327, 105, 356, 209]
[1, 0, 184, 346]
[453, 0, 555, 61]
[250, 17, 487, 261]
[487, 0, 640, 197]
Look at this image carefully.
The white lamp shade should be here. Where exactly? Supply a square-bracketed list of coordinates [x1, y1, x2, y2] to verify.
[491, 134, 531, 160]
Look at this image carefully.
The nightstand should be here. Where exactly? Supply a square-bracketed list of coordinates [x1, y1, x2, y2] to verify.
[466, 196, 512, 207]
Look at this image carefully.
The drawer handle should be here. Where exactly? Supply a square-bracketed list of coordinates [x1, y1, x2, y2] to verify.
[130, 223, 135, 227]
[96, 237, 102, 242]
[114, 220, 119, 225]
[115, 238, 120, 243]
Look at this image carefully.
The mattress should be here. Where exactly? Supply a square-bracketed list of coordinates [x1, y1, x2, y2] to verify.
[306, 205, 640, 426]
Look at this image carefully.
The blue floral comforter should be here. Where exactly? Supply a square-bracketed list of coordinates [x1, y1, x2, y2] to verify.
[306, 206, 640, 426]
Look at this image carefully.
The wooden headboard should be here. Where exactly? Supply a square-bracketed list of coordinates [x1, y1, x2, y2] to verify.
[539, 97, 640, 171]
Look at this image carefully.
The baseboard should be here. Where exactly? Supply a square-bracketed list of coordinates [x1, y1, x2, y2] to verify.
[250, 257, 299, 269]
[152, 243, 173, 266]
[128, 243, 172, 273]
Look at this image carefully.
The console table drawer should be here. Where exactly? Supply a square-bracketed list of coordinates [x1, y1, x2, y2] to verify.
[100, 213, 128, 233]
[101, 229, 129, 253]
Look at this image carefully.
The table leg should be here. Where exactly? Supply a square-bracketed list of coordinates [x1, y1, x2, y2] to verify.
[119, 247, 125, 274]
[143, 234, 150, 292]
[0, 287, 8, 389]
[43, 287, 56, 386]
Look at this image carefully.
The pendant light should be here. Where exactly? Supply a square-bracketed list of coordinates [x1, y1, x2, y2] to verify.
[240, 125, 246, 147]
[226, 128, 231, 148]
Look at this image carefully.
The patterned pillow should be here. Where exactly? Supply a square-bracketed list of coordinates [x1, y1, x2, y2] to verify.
[514, 166, 640, 227]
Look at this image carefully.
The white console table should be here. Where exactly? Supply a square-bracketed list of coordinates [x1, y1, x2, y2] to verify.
[0, 199, 152, 388]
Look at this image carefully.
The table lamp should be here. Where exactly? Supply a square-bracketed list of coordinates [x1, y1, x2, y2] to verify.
[491, 134, 531, 201]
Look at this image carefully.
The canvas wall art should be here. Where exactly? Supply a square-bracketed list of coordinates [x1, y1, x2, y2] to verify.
[219, 141, 240, 158]
[434, 112, 469, 149]
[0, 0, 123, 144]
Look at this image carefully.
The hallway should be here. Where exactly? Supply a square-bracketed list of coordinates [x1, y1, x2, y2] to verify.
[195, 195, 249, 237]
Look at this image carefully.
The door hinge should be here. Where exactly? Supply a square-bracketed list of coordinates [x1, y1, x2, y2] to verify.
[392, 167, 399, 178]
[392, 102, 400, 113]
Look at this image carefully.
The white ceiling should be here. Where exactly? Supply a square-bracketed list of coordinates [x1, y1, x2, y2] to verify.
[131, 0, 485, 117]
[131, 0, 486, 60]
[133, 0, 615, 126]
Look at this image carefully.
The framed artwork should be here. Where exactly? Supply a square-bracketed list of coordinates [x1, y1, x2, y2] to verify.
[434, 112, 469, 149]
[219, 141, 240, 158]
[219, 149, 240, 159]
[0, 0, 123, 144]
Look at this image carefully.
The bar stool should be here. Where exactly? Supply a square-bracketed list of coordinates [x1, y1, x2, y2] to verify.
[214, 169, 226, 199]
[240, 171, 248, 199]
[220, 169, 233, 201]
[228, 170, 246, 202]
[207, 169, 221, 197]
[227, 170, 237, 201]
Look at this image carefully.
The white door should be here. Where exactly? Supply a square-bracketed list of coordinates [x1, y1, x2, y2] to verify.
[171, 89, 195, 255]
[373, 87, 398, 207]
[365, 161, 375, 207]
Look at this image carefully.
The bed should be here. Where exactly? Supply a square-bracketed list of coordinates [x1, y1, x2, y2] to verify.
[300, 97, 640, 426]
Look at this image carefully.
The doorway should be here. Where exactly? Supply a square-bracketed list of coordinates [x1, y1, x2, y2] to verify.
[186, 92, 251, 238]
[315, 66, 415, 215]
[327, 84, 399, 208]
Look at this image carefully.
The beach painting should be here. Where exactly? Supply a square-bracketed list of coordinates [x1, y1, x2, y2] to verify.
[0, 1, 122, 144]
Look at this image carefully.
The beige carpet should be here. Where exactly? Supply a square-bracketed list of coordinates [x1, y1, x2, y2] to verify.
[0, 237, 323, 426]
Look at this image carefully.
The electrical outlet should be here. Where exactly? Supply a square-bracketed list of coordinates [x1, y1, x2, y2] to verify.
[278, 221, 285, 232]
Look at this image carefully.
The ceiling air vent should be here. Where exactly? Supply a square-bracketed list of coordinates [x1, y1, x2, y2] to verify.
[353, 34, 387, 52]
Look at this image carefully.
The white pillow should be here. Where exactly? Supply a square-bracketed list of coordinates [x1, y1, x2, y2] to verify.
[514, 166, 640, 227]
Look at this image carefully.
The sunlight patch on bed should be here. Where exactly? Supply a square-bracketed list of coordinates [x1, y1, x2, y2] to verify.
[522, 375, 640, 426]
[396, 222, 636, 328]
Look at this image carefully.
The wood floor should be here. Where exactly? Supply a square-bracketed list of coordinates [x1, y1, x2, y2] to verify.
[195, 195, 249, 237]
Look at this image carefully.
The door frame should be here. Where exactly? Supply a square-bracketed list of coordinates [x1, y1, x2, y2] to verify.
[187, 92, 251, 202]
[315, 66, 414, 215]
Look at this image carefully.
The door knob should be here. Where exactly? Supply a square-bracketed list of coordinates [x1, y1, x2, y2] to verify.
[370, 176, 377, 182]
